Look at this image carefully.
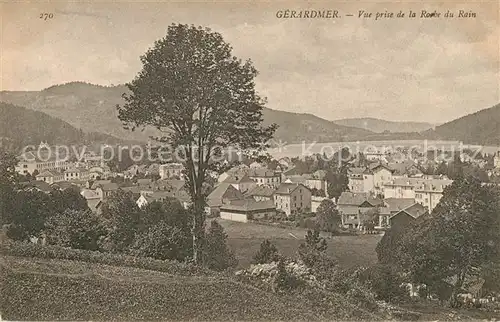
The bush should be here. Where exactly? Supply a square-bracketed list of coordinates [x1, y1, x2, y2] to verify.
[0, 241, 214, 276]
[252, 239, 280, 264]
[44, 209, 106, 251]
[358, 264, 409, 303]
[203, 220, 238, 271]
[128, 221, 192, 261]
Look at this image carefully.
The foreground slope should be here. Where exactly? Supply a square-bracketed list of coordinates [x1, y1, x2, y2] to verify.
[0, 254, 379, 321]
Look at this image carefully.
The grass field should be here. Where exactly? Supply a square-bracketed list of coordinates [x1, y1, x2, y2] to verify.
[216, 219, 382, 269]
[0, 255, 379, 321]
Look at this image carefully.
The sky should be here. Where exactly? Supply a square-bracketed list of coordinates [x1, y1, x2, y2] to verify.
[1, 0, 499, 123]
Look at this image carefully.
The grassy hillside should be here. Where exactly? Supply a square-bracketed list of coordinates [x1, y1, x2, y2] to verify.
[218, 219, 380, 269]
[0, 102, 123, 149]
[424, 103, 500, 145]
[0, 252, 379, 321]
[333, 117, 435, 133]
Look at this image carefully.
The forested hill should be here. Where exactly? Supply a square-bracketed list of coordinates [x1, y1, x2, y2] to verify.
[423, 103, 500, 145]
[0, 102, 123, 150]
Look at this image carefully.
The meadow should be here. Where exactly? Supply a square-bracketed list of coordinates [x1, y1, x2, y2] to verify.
[217, 219, 382, 269]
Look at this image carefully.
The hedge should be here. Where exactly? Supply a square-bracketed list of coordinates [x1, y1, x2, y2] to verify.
[0, 240, 216, 277]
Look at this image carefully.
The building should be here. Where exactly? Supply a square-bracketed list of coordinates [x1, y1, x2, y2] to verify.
[304, 170, 328, 196]
[64, 168, 90, 181]
[220, 199, 276, 223]
[137, 188, 191, 209]
[80, 188, 102, 213]
[248, 168, 282, 188]
[206, 183, 245, 216]
[15, 143, 71, 175]
[389, 203, 428, 228]
[494, 151, 500, 169]
[347, 163, 393, 196]
[244, 185, 275, 202]
[35, 170, 64, 184]
[378, 198, 417, 228]
[347, 167, 365, 193]
[337, 191, 383, 229]
[311, 196, 330, 213]
[273, 183, 311, 216]
[384, 177, 453, 212]
[159, 163, 184, 179]
[95, 182, 120, 200]
[223, 173, 256, 193]
[415, 182, 449, 213]
[388, 160, 423, 178]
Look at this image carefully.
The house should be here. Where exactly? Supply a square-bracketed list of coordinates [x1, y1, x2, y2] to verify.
[348, 167, 365, 193]
[415, 182, 449, 213]
[15, 143, 71, 175]
[249, 161, 265, 169]
[220, 199, 276, 223]
[284, 175, 307, 185]
[89, 180, 112, 190]
[206, 183, 245, 216]
[80, 188, 102, 212]
[337, 191, 383, 229]
[378, 198, 417, 228]
[389, 203, 428, 228]
[50, 181, 80, 191]
[64, 168, 90, 181]
[95, 182, 119, 200]
[304, 170, 328, 196]
[217, 164, 250, 183]
[19, 180, 52, 193]
[384, 177, 453, 212]
[388, 160, 423, 178]
[159, 163, 184, 179]
[36, 170, 64, 184]
[137, 188, 191, 209]
[223, 173, 256, 193]
[248, 168, 282, 188]
[244, 185, 275, 202]
[311, 196, 330, 213]
[494, 151, 500, 169]
[273, 183, 311, 216]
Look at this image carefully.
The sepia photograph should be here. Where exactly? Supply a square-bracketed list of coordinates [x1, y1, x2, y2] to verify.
[0, 0, 499, 320]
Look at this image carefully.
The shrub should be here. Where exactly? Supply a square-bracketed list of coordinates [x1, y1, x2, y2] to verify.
[0, 241, 214, 276]
[358, 264, 409, 303]
[203, 220, 237, 271]
[128, 221, 192, 261]
[252, 239, 280, 264]
[44, 209, 106, 251]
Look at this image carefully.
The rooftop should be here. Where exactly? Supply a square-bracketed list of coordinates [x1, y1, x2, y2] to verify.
[220, 199, 275, 212]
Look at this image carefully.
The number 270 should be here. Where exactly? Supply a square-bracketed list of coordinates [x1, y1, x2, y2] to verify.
[40, 13, 54, 20]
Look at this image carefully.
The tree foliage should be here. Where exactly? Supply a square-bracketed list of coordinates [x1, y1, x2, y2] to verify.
[44, 209, 106, 251]
[298, 229, 328, 267]
[117, 24, 276, 264]
[315, 199, 340, 233]
[252, 239, 280, 264]
[203, 220, 237, 271]
[383, 176, 500, 306]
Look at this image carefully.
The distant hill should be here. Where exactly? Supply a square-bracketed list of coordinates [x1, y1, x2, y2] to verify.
[424, 103, 500, 145]
[261, 108, 375, 143]
[0, 82, 379, 144]
[0, 102, 123, 150]
[333, 117, 436, 133]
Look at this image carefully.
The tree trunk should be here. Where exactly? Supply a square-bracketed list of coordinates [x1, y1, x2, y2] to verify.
[450, 272, 465, 308]
[191, 193, 206, 265]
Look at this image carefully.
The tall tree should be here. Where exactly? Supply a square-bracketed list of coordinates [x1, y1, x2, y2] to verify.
[398, 177, 500, 307]
[0, 149, 19, 226]
[117, 24, 276, 264]
[316, 199, 340, 233]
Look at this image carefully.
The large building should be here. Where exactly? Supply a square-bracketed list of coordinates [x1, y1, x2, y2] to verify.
[347, 163, 393, 197]
[273, 183, 311, 216]
[383, 177, 453, 212]
[247, 168, 282, 188]
[15, 143, 71, 175]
